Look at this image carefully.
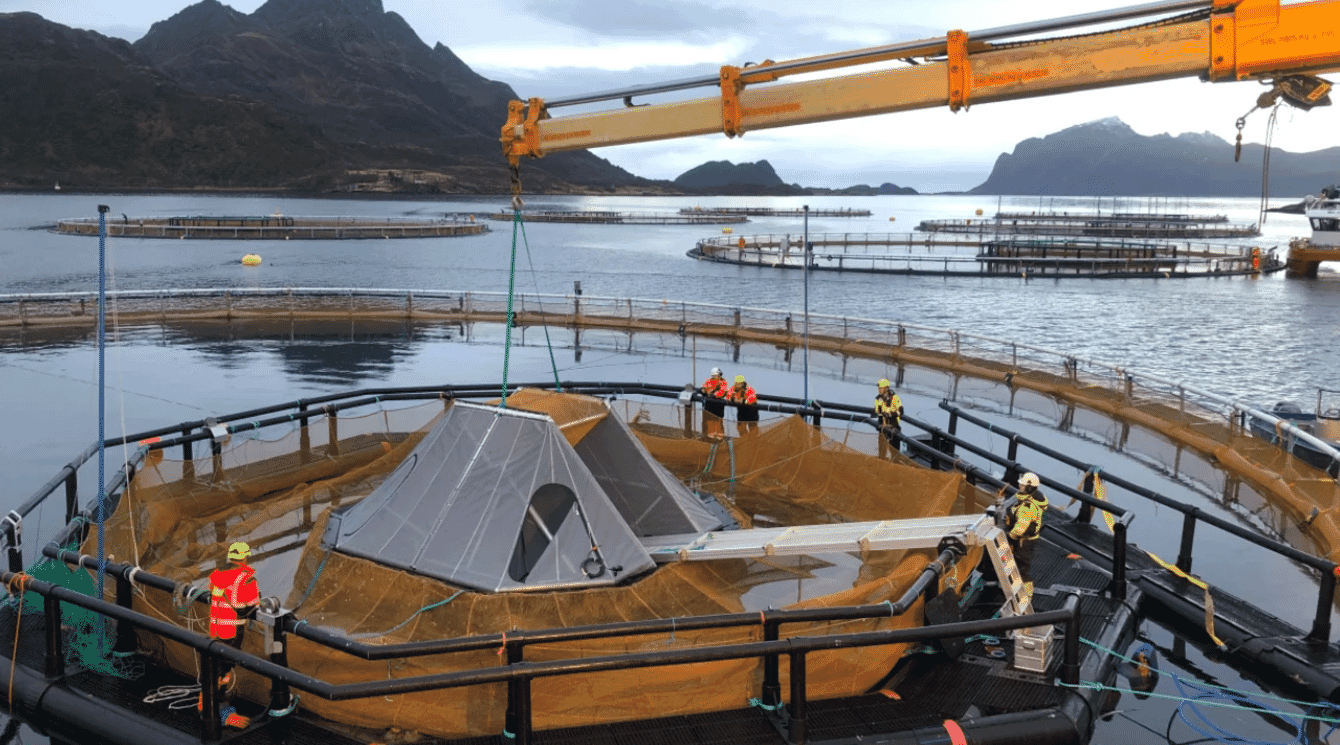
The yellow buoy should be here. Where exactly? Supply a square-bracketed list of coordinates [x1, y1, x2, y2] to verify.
[241, 254, 262, 266]
[722, 227, 733, 234]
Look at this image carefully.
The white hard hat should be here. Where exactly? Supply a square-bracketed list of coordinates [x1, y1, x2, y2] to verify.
[711, 367, 722, 376]
[1018, 472, 1040, 489]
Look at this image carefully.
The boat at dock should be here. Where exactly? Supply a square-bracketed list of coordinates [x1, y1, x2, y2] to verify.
[1248, 388, 1340, 476]
[1285, 185, 1340, 277]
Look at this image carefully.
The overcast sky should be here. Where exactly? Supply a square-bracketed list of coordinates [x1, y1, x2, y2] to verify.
[6, 0, 1337, 191]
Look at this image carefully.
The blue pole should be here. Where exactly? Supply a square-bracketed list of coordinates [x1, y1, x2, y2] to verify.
[96, 205, 109, 650]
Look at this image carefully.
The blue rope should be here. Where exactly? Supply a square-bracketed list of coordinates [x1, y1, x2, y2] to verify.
[96, 206, 108, 651]
[295, 548, 333, 608]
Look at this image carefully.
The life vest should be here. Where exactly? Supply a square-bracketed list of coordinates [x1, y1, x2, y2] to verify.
[875, 392, 902, 423]
[209, 563, 259, 640]
[728, 385, 757, 406]
[1007, 494, 1048, 541]
[701, 377, 728, 399]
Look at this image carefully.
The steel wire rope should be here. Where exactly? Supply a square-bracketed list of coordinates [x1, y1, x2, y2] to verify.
[516, 216, 562, 391]
[500, 209, 522, 408]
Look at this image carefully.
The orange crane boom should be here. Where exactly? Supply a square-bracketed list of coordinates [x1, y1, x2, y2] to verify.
[501, 0, 1337, 167]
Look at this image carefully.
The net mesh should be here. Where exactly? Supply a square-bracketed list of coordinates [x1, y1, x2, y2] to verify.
[78, 394, 978, 739]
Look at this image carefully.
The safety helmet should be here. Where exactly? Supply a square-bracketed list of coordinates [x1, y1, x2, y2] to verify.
[877, 378, 890, 388]
[710, 367, 722, 376]
[1018, 472, 1040, 490]
[227, 542, 251, 562]
[734, 375, 746, 384]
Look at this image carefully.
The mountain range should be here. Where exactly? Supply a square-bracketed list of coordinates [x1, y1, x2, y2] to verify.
[970, 117, 1340, 197]
[0, 2, 1335, 197]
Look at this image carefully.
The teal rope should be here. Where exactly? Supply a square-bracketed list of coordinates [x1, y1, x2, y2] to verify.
[295, 547, 333, 608]
[501, 208, 521, 408]
[348, 590, 465, 639]
[516, 218, 562, 392]
[747, 697, 781, 711]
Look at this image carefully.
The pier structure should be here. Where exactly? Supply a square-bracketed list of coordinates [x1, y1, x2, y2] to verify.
[55, 215, 489, 240]
[692, 233, 1278, 277]
[480, 210, 748, 224]
[678, 207, 873, 217]
[918, 215, 1259, 239]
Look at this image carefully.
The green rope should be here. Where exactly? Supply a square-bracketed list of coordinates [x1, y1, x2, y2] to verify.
[747, 697, 781, 711]
[501, 208, 521, 408]
[516, 218, 562, 392]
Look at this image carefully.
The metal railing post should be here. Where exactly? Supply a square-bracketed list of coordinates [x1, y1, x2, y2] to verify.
[327, 407, 340, 457]
[1176, 511, 1198, 574]
[515, 674, 533, 745]
[44, 593, 64, 680]
[64, 472, 79, 524]
[505, 640, 524, 742]
[762, 617, 781, 709]
[1309, 568, 1336, 643]
[199, 648, 221, 742]
[1062, 593, 1081, 686]
[788, 650, 808, 744]
[1077, 471, 1096, 524]
[1111, 519, 1128, 602]
[114, 571, 136, 653]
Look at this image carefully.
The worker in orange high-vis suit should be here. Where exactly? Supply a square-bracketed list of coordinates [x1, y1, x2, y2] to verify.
[699, 367, 729, 439]
[728, 375, 759, 435]
[205, 541, 260, 729]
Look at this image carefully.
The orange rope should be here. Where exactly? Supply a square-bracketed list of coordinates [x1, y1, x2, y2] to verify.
[7, 573, 32, 710]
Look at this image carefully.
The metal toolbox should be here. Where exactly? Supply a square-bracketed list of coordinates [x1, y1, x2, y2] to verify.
[1013, 624, 1055, 673]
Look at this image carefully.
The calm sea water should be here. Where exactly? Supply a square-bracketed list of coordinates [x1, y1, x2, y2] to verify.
[3, 191, 1339, 744]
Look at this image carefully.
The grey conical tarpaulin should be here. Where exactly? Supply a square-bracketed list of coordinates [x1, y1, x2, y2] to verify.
[323, 401, 656, 592]
[574, 413, 720, 536]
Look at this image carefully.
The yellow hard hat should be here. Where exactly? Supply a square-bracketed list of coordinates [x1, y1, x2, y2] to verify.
[734, 375, 746, 383]
[227, 542, 251, 561]
[878, 378, 890, 388]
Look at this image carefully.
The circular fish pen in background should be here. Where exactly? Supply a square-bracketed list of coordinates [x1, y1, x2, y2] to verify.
[54, 214, 490, 240]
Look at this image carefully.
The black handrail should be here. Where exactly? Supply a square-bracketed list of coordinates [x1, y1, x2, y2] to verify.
[940, 401, 1338, 642]
[1, 568, 1081, 745]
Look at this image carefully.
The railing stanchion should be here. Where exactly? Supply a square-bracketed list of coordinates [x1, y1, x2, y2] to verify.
[1062, 593, 1081, 686]
[1077, 470, 1096, 524]
[44, 593, 64, 680]
[788, 650, 808, 745]
[762, 617, 781, 709]
[1309, 567, 1336, 643]
[200, 647, 221, 742]
[64, 471, 78, 524]
[505, 640, 524, 742]
[516, 674, 533, 745]
[1176, 511, 1197, 573]
[114, 571, 136, 653]
[1111, 519, 1128, 602]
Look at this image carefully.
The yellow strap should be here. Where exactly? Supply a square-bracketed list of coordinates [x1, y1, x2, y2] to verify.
[1090, 473, 1225, 648]
[1144, 551, 1227, 649]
